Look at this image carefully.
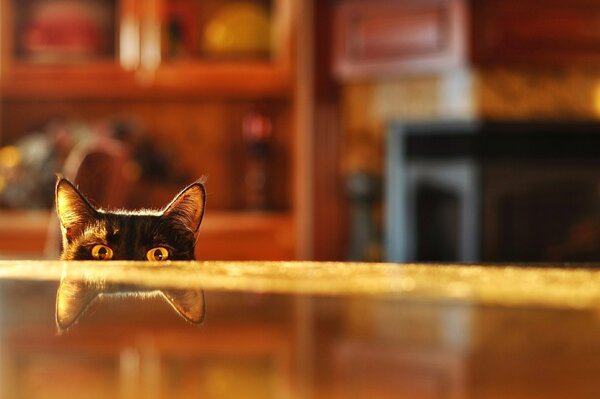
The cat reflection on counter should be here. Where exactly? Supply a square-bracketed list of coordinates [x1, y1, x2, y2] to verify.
[54, 176, 206, 330]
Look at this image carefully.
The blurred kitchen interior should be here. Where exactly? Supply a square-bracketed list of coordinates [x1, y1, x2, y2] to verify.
[5, 3, 600, 399]
[2, 0, 600, 263]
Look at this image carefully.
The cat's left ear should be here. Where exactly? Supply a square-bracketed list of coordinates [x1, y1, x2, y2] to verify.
[56, 279, 100, 330]
[162, 180, 206, 239]
[56, 177, 98, 244]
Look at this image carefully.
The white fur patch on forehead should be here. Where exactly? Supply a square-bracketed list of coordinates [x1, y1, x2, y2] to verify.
[77, 221, 109, 244]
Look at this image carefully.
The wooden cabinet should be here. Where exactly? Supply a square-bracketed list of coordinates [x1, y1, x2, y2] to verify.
[0, 0, 293, 98]
[0, 0, 304, 261]
[472, 0, 600, 66]
[153, 0, 293, 96]
[333, 0, 467, 79]
[333, 0, 600, 79]
[0, 0, 136, 97]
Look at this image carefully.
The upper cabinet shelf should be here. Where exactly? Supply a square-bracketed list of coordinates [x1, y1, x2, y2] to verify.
[333, 0, 600, 80]
[0, 0, 293, 98]
[151, 0, 293, 95]
[333, 0, 467, 79]
[472, 0, 600, 67]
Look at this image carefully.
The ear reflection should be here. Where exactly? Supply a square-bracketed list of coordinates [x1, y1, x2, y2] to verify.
[55, 276, 206, 331]
[161, 289, 206, 324]
[55, 279, 100, 330]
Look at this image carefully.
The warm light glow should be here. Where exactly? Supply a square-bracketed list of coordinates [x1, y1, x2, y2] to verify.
[1, 260, 600, 310]
[120, 17, 140, 70]
[594, 83, 600, 116]
[141, 21, 161, 72]
[0, 146, 21, 168]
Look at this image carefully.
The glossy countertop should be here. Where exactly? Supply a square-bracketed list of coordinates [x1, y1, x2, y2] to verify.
[2, 260, 600, 399]
[1, 260, 600, 308]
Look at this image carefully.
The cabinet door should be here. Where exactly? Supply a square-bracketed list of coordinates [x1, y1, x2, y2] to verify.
[0, 0, 294, 97]
[472, 0, 600, 66]
[148, 0, 293, 96]
[333, 0, 467, 79]
[0, 0, 139, 98]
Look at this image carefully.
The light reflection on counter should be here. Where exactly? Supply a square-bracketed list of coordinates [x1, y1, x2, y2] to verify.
[0, 261, 599, 398]
[0, 260, 600, 308]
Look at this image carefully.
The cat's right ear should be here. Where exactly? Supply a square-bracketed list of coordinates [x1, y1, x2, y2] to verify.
[162, 179, 206, 240]
[55, 177, 98, 243]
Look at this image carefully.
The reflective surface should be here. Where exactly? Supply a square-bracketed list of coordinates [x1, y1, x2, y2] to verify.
[1, 261, 600, 398]
[4, 260, 600, 307]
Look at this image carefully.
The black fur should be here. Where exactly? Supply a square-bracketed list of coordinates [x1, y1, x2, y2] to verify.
[54, 176, 207, 330]
[56, 177, 206, 261]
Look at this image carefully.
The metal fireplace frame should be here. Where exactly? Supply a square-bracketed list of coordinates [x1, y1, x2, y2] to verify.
[386, 121, 480, 262]
[385, 120, 600, 263]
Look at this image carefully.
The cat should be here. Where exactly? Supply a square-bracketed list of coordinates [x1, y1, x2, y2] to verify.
[54, 176, 206, 330]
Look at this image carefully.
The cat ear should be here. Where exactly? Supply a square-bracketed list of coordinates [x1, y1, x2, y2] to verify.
[162, 180, 206, 239]
[161, 289, 206, 324]
[55, 177, 98, 243]
[55, 279, 100, 331]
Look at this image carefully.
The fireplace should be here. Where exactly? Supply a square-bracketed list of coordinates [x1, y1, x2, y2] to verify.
[385, 121, 600, 262]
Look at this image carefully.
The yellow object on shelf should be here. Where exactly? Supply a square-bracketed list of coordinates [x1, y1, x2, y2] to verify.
[203, 2, 271, 57]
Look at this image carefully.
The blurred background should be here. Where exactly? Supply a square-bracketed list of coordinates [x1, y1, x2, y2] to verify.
[2, 0, 600, 263]
[3, 2, 600, 399]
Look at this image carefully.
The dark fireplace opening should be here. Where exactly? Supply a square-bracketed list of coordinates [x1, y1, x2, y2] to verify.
[386, 121, 600, 263]
[416, 183, 460, 261]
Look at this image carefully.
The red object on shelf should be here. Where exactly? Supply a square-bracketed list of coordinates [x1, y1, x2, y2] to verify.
[242, 113, 273, 210]
[19, 0, 114, 61]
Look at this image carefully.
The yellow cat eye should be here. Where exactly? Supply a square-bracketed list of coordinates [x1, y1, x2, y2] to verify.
[91, 244, 113, 260]
[147, 247, 170, 261]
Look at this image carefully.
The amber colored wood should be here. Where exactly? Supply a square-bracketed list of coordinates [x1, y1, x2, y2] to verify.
[0, 0, 136, 94]
[291, 0, 313, 260]
[0, 211, 49, 257]
[6, 354, 121, 399]
[6, 277, 600, 398]
[4, 324, 293, 399]
[333, 341, 466, 399]
[0, 98, 292, 211]
[0, 62, 291, 99]
[195, 211, 295, 260]
[309, 1, 348, 261]
[333, 0, 467, 79]
[154, 326, 293, 399]
[0, 0, 301, 261]
[0, 0, 294, 98]
[472, 0, 600, 66]
[150, 0, 294, 93]
[0, 66, 291, 99]
[151, 63, 292, 97]
[333, 0, 600, 77]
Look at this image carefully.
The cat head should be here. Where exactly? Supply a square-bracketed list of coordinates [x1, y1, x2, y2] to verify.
[55, 176, 206, 261]
[54, 176, 207, 330]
